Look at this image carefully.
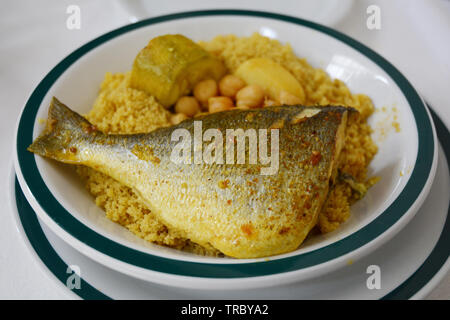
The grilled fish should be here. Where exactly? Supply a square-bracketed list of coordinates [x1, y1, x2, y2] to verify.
[28, 97, 356, 258]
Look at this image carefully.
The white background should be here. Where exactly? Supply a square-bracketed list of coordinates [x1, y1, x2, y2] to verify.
[1, 0, 449, 299]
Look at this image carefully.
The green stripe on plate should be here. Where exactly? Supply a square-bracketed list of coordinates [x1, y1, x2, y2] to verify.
[16, 10, 435, 277]
[381, 107, 450, 300]
[15, 179, 111, 300]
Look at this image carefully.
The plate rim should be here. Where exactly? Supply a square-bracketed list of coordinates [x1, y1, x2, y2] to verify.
[14, 9, 437, 283]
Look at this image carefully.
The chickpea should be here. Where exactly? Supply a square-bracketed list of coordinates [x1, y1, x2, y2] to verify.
[279, 90, 303, 105]
[236, 84, 265, 109]
[219, 75, 246, 98]
[175, 96, 200, 117]
[208, 96, 234, 113]
[264, 97, 280, 107]
[193, 79, 218, 108]
[170, 113, 189, 125]
[194, 111, 208, 117]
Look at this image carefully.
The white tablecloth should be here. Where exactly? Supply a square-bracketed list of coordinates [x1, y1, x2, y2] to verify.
[1, 0, 449, 299]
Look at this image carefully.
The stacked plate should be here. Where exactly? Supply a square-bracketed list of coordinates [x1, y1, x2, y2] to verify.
[12, 10, 450, 299]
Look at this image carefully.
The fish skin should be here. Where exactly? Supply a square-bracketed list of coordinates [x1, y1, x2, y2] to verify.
[28, 97, 356, 258]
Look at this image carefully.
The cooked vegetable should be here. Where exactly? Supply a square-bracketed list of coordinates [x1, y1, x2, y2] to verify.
[170, 113, 189, 125]
[193, 79, 219, 108]
[236, 84, 265, 108]
[208, 96, 234, 113]
[219, 74, 246, 98]
[235, 57, 305, 104]
[175, 96, 200, 117]
[279, 90, 303, 105]
[339, 172, 368, 198]
[130, 34, 226, 108]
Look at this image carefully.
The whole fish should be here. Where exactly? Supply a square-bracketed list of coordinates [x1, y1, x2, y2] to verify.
[28, 97, 356, 258]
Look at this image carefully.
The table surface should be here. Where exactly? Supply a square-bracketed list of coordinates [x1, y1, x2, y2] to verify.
[1, 0, 449, 299]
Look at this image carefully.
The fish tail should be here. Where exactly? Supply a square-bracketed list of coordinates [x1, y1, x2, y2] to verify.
[27, 97, 95, 164]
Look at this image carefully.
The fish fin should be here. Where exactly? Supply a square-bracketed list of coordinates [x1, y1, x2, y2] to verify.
[27, 97, 94, 164]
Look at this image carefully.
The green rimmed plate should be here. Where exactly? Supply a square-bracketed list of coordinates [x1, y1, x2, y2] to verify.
[10, 107, 450, 299]
[14, 10, 437, 289]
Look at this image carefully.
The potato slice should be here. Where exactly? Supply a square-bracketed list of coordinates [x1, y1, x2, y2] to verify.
[235, 57, 305, 104]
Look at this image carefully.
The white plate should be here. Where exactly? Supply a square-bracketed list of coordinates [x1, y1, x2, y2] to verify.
[14, 10, 437, 289]
[11, 131, 450, 299]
